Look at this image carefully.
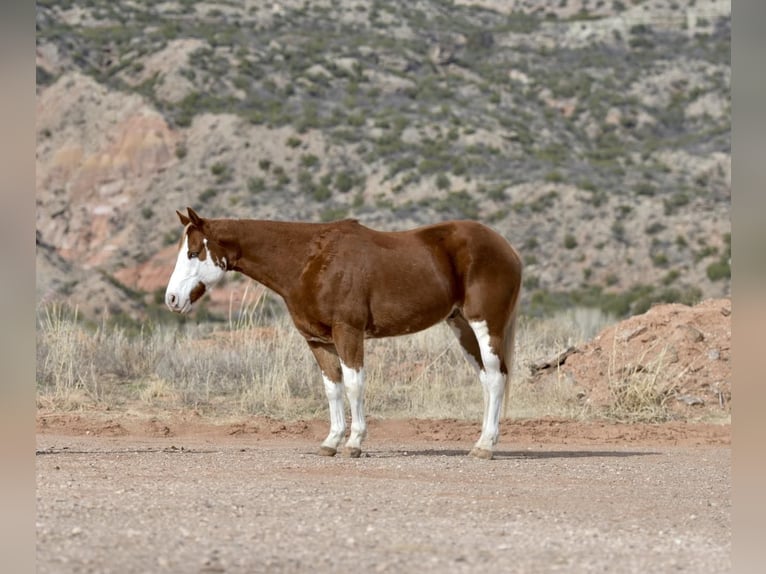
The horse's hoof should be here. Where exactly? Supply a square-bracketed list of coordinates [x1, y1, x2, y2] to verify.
[469, 447, 493, 460]
[343, 447, 362, 458]
[318, 446, 337, 457]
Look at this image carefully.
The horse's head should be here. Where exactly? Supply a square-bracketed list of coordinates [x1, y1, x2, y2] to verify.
[165, 207, 228, 314]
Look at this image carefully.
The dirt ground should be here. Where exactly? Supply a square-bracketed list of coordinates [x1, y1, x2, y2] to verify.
[36, 413, 730, 574]
[36, 299, 732, 572]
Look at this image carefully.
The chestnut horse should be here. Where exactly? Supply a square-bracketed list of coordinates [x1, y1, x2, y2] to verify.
[165, 207, 522, 459]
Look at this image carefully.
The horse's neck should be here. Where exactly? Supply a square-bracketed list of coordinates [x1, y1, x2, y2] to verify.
[209, 219, 315, 298]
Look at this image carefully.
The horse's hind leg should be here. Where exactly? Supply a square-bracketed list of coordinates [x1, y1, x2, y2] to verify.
[466, 318, 510, 460]
[448, 310, 508, 459]
[446, 310, 484, 373]
[446, 311, 491, 427]
[308, 342, 345, 457]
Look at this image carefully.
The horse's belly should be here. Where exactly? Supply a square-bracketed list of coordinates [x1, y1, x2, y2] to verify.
[365, 286, 455, 338]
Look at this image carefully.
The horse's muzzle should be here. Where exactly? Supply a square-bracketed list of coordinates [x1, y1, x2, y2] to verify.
[165, 292, 187, 313]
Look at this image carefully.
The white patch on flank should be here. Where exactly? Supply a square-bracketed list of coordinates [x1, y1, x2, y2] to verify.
[469, 320, 505, 451]
[321, 374, 346, 450]
[165, 235, 226, 313]
[341, 362, 367, 450]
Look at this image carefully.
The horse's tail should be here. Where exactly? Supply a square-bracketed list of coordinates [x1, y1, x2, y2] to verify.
[502, 287, 521, 418]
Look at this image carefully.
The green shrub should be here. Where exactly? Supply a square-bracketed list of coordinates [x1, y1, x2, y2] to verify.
[273, 166, 290, 186]
[335, 171, 355, 193]
[199, 188, 218, 202]
[523, 254, 538, 266]
[247, 177, 266, 194]
[651, 252, 669, 267]
[694, 245, 718, 262]
[210, 162, 232, 183]
[313, 185, 332, 202]
[545, 170, 564, 183]
[662, 269, 680, 285]
[320, 206, 349, 221]
[634, 183, 657, 197]
[523, 275, 540, 290]
[706, 259, 731, 281]
[663, 192, 690, 215]
[524, 237, 539, 250]
[300, 154, 320, 169]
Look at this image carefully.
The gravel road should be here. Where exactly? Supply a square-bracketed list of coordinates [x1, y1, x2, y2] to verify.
[36, 419, 730, 574]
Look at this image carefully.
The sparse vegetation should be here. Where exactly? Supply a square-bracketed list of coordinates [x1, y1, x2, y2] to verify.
[36, 300, 611, 420]
[605, 340, 678, 423]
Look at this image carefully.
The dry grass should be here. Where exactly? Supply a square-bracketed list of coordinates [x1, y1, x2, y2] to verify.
[603, 335, 681, 423]
[36, 296, 615, 421]
[510, 307, 613, 420]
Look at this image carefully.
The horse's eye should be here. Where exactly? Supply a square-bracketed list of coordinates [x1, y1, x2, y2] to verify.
[188, 251, 199, 259]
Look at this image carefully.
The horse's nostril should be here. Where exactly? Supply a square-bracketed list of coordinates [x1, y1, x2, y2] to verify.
[168, 294, 177, 305]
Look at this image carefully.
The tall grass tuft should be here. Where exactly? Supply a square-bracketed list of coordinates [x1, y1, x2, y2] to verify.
[37, 305, 89, 408]
[604, 335, 680, 423]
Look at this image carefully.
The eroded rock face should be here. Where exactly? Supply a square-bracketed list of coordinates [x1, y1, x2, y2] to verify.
[37, 73, 178, 269]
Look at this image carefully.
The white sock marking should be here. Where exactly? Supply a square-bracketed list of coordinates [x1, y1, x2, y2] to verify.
[469, 320, 505, 451]
[341, 362, 367, 450]
[321, 374, 345, 450]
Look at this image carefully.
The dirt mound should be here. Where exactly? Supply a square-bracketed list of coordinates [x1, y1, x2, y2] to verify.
[531, 298, 731, 420]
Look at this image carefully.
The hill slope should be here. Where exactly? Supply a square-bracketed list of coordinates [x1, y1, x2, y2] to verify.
[35, 0, 730, 322]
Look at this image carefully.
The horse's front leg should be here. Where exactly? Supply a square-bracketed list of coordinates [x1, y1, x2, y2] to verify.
[340, 362, 366, 458]
[333, 324, 367, 458]
[308, 342, 345, 457]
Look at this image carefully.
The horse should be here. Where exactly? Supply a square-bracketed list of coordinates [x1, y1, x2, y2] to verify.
[165, 207, 522, 459]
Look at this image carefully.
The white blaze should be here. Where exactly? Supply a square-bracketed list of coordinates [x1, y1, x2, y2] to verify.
[165, 235, 226, 313]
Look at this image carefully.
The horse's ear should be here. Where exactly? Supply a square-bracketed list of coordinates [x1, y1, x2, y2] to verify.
[186, 207, 203, 227]
[176, 210, 191, 226]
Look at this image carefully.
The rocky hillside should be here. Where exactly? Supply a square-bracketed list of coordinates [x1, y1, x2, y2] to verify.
[35, 0, 730, 323]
